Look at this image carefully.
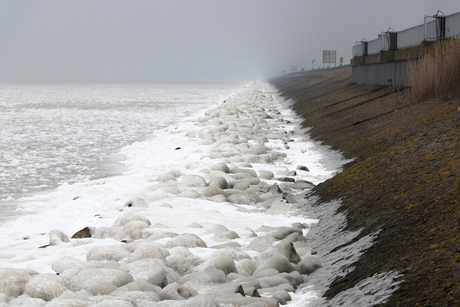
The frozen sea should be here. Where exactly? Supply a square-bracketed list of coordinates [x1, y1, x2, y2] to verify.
[0, 81, 400, 306]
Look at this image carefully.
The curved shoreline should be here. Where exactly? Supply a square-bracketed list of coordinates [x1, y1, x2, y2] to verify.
[270, 67, 460, 306]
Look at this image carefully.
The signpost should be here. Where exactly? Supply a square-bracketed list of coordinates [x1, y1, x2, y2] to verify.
[323, 50, 337, 68]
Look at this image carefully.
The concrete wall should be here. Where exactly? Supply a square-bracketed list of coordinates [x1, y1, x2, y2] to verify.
[352, 59, 417, 86]
[350, 43, 431, 86]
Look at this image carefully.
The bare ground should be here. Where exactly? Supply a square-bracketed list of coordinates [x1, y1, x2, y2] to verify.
[270, 67, 460, 306]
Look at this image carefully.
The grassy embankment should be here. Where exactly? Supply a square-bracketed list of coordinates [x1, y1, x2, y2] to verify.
[270, 40, 460, 306]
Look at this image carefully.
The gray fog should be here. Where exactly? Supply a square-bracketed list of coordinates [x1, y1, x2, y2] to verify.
[0, 0, 458, 81]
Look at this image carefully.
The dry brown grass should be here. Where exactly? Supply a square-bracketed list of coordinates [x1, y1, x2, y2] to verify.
[409, 39, 460, 103]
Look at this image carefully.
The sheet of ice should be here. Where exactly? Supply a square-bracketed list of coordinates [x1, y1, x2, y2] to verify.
[0, 81, 245, 201]
[0, 80, 369, 306]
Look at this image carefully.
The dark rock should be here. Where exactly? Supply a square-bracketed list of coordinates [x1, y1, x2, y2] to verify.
[296, 165, 310, 172]
[71, 227, 93, 239]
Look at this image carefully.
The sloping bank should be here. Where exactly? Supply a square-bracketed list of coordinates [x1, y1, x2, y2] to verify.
[270, 67, 460, 306]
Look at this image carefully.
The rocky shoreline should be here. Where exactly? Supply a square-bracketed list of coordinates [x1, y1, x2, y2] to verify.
[270, 67, 460, 306]
[0, 81, 336, 307]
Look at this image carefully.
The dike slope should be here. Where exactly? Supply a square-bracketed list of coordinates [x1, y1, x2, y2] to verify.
[270, 67, 460, 306]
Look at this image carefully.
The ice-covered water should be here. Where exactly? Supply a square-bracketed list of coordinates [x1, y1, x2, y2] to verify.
[0, 81, 245, 202]
[0, 81, 401, 306]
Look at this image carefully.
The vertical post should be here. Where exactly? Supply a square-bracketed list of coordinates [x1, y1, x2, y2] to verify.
[388, 31, 398, 50]
[436, 15, 447, 40]
[424, 15, 428, 41]
[362, 41, 369, 56]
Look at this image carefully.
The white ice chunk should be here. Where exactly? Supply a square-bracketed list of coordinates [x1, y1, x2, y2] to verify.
[0, 268, 38, 297]
[24, 274, 68, 301]
[49, 229, 70, 246]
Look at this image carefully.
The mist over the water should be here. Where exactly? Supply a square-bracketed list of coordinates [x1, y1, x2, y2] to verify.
[1, 0, 459, 81]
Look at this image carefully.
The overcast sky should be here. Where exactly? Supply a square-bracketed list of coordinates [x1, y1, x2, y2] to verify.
[0, 0, 458, 81]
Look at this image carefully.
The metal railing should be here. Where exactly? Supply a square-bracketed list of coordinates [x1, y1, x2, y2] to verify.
[446, 12, 460, 38]
[397, 20, 435, 49]
[368, 35, 389, 54]
[352, 12, 460, 57]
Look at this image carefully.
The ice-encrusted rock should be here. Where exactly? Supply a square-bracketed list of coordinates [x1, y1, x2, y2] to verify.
[181, 174, 207, 187]
[58, 289, 90, 300]
[208, 177, 229, 189]
[144, 229, 178, 241]
[125, 241, 170, 262]
[38, 297, 91, 306]
[293, 241, 312, 257]
[59, 261, 119, 283]
[166, 255, 198, 275]
[225, 231, 240, 239]
[258, 288, 291, 305]
[279, 271, 305, 288]
[179, 188, 201, 199]
[213, 248, 250, 261]
[121, 221, 151, 240]
[258, 239, 302, 265]
[178, 267, 228, 284]
[208, 171, 236, 188]
[229, 167, 257, 177]
[232, 181, 250, 191]
[204, 255, 237, 275]
[120, 259, 168, 288]
[248, 235, 274, 252]
[159, 282, 197, 300]
[86, 245, 132, 262]
[49, 229, 70, 245]
[0, 268, 38, 297]
[227, 192, 261, 205]
[7, 295, 47, 306]
[112, 213, 151, 228]
[206, 224, 230, 236]
[24, 274, 68, 301]
[210, 162, 230, 173]
[259, 276, 292, 288]
[235, 259, 257, 277]
[109, 289, 161, 303]
[291, 180, 315, 190]
[91, 299, 135, 307]
[184, 294, 220, 307]
[258, 170, 274, 180]
[52, 257, 83, 274]
[235, 276, 261, 290]
[296, 255, 322, 274]
[149, 182, 182, 195]
[249, 145, 269, 155]
[270, 226, 302, 240]
[201, 185, 227, 198]
[254, 255, 295, 275]
[115, 281, 161, 294]
[165, 233, 207, 248]
[156, 169, 183, 182]
[69, 268, 133, 295]
[253, 269, 279, 278]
